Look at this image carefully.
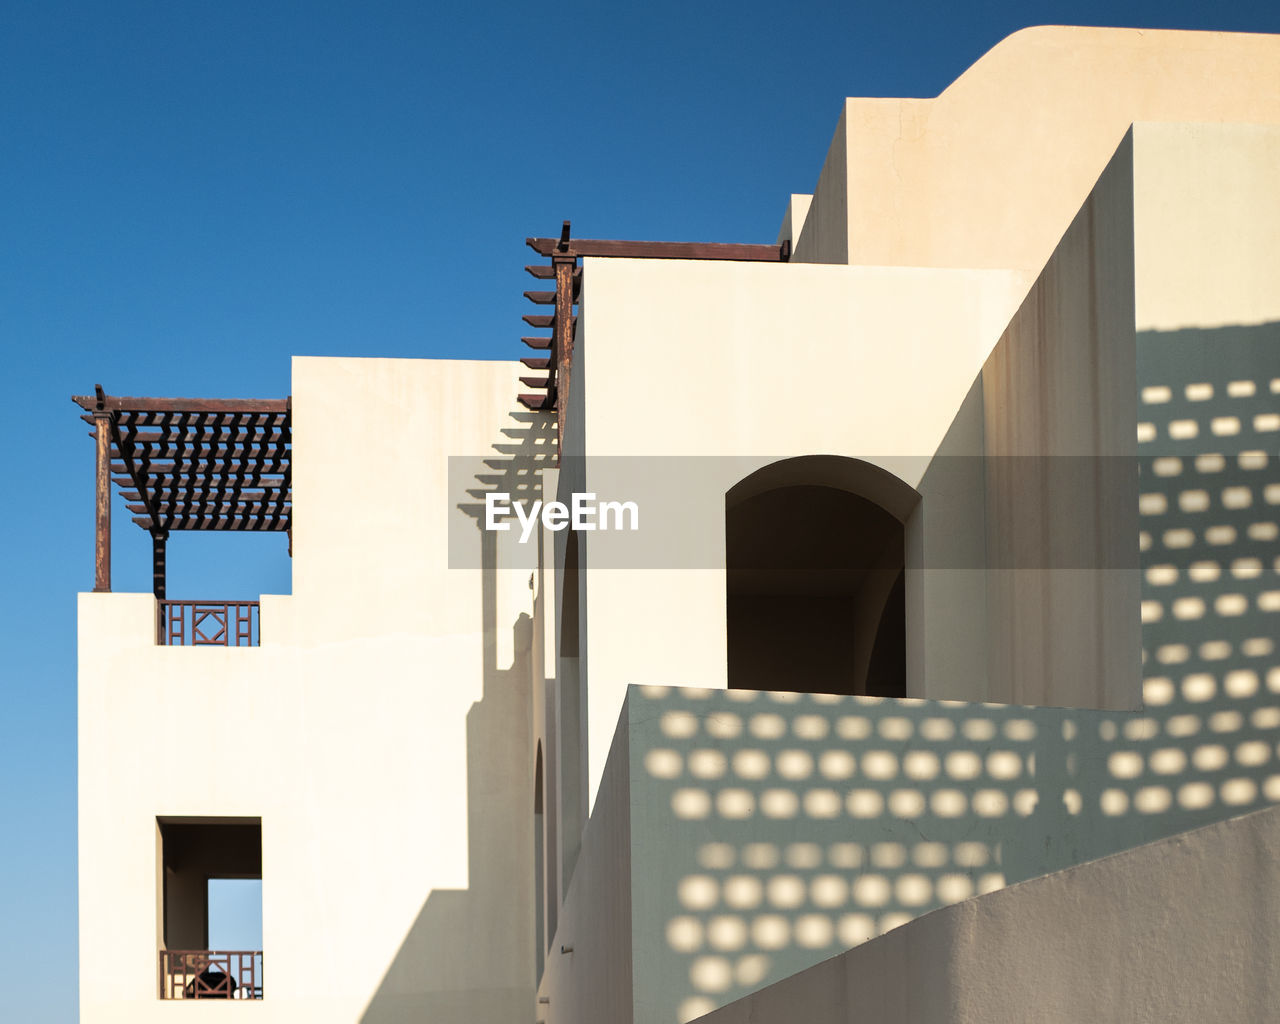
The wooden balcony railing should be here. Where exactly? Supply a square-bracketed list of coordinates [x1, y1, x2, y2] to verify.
[158, 600, 259, 646]
[159, 949, 263, 1000]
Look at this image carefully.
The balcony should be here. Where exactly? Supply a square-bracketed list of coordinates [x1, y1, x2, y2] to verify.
[158, 600, 260, 647]
[159, 950, 263, 1000]
[544, 682, 1280, 1023]
[72, 387, 291, 600]
[157, 821, 263, 1000]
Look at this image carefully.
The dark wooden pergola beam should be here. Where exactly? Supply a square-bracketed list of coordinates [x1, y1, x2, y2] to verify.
[91, 387, 112, 592]
[108, 411, 167, 597]
[552, 249, 576, 451]
[77, 411, 288, 431]
[151, 531, 167, 600]
[525, 236, 790, 262]
[72, 395, 290, 414]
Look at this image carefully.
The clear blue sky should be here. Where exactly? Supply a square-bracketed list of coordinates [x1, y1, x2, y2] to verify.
[2, 1, 1277, 1019]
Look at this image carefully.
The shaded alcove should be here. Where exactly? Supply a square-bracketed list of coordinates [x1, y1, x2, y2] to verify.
[533, 743, 547, 981]
[158, 818, 262, 951]
[726, 458, 916, 697]
[558, 529, 586, 894]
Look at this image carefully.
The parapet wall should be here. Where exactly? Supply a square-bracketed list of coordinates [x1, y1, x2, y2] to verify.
[621, 681, 1280, 1024]
[697, 803, 1280, 1024]
[794, 26, 1280, 277]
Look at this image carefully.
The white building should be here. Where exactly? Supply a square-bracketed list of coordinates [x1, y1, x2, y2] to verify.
[77, 25, 1280, 1024]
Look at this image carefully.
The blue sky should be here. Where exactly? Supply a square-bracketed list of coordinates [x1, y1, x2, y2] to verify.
[2, 1, 1277, 1019]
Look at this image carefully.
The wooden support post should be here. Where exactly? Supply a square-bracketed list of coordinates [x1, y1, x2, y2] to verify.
[553, 252, 577, 455]
[152, 530, 168, 600]
[93, 409, 112, 592]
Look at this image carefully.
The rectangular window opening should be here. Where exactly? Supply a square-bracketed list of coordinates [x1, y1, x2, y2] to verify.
[157, 817, 263, 1000]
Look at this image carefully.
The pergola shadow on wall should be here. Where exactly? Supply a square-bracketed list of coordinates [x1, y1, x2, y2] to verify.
[359, 401, 555, 1023]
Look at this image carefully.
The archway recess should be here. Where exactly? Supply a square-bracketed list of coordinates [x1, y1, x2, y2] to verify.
[725, 457, 919, 698]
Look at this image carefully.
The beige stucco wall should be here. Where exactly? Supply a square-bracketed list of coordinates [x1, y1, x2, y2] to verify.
[285, 357, 539, 663]
[568, 259, 1029, 808]
[540, 93, 1280, 1022]
[563, 79, 1280, 810]
[696, 803, 1280, 1024]
[538, 29, 1280, 1024]
[78, 358, 542, 1023]
[789, 107, 846, 265]
[774, 194, 812, 250]
[78, 30, 1280, 1024]
[535, 708, 634, 1024]
[791, 26, 1280, 277]
[565, 126, 1150, 809]
[907, 129, 1141, 710]
[913, 122, 1279, 710]
[1133, 120, 1280, 331]
[977, 130, 1140, 710]
[617, 681, 1280, 1024]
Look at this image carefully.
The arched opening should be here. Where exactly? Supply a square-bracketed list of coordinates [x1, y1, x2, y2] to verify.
[725, 457, 917, 698]
[556, 530, 584, 893]
[533, 743, 547, 980]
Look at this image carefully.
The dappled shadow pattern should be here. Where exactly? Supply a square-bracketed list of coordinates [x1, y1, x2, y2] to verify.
[628, 668, 1280, 1023]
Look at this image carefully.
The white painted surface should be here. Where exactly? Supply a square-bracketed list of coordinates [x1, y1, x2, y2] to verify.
[79, 26, 1280, 1024]
[697, 804, 1280, 1024]
[79, 358, 542, 1023]
[808, 26, 1280, 275]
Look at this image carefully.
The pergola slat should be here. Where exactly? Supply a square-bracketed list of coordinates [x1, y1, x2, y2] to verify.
[125, 494, 293, 508]
[112, 455, 285, 475]
[114, 476, 288, 492]
[132, 515, 291, 532]
[116, 430, 290, 447]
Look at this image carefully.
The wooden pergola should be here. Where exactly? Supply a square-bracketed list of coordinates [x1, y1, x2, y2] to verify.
[72, 386, 291, 598]
[519, 221, 790, 447]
